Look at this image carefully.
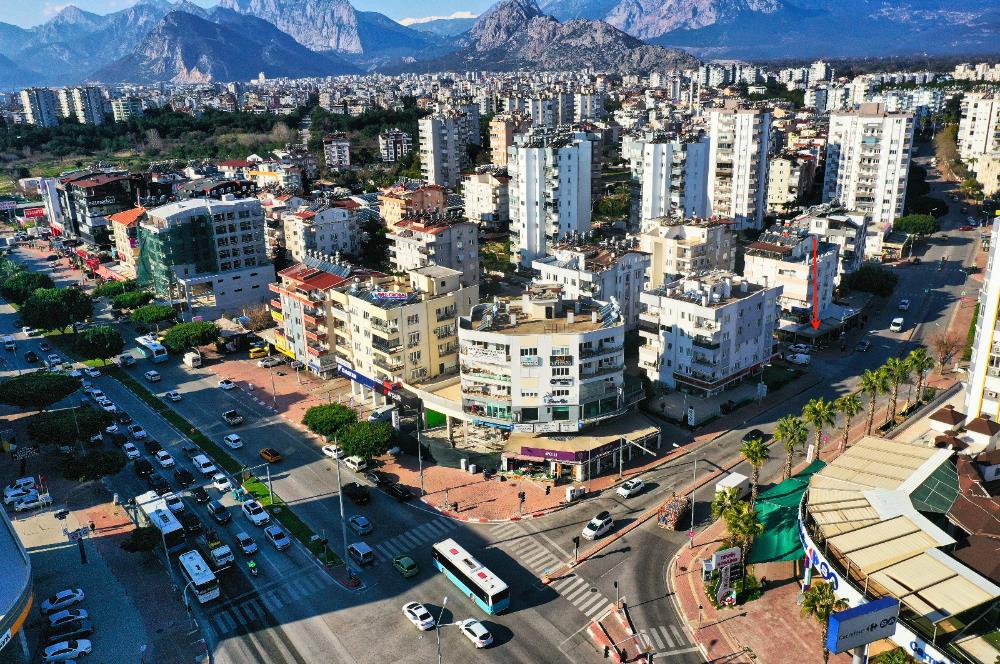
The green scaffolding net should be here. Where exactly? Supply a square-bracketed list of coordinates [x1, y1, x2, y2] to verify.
[747, 460, 826, 565]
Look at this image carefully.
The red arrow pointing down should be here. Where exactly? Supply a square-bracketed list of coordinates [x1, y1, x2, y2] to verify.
[810, 236, 821, 330]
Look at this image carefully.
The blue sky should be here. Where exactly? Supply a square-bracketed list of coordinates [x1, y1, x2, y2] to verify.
[3, 0, 490, 28]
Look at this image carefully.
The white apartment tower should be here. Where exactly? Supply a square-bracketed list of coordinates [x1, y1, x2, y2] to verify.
[57, 87, 105, 125]
[706, 101, 772, 230]
[419, 111, 471, 189]
[111, 97, 143, 123]
[626, 132, 710, 229]
[965, 222, 1000, 420]
[322, 133, 351, 170]
[20, 88, 60, 127]
[508, 128, 594, 267]
[957, 93, 1000, 172]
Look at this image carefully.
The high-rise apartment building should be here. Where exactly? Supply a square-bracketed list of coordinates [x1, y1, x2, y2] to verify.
[463, 168, 510, 234]
[111, 97, 143, 123]
[388, 212, 480, 287]
[965, 222, 1000, 420]
[957, 93, 1000, 173]
[419, 111, 472, 188]
[706, 101, 772, 230]
[58, 87, 105, 125]
[20, 88, 59, 127]
[639, 217, 735, 289]
[489, 112, 531, 166]
[625, 132, 710, 229]
[378, 128, 413, 163]
[322, 133, 351, 170]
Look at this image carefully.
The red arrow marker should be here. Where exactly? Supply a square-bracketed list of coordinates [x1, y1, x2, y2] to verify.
[810, 236, 821, 330]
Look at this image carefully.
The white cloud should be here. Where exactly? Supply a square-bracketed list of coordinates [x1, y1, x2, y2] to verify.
[399, 11, 478, 25]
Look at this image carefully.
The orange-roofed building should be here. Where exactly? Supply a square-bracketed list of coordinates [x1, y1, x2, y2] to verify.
[378, 184, 446, 229]
[108, 206, 146, 278]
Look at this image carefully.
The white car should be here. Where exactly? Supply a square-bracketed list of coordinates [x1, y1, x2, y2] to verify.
[258, 356, 282, 368]
[218, 379, 236, 390]
[898, 299, 911, 311]
[241, 499, 270, 526]
[127, 424, 147, 440]
[65, 367, 84, 379]
[321, 444, 344, 459]
[47, 353, 63, 365]
[3, 487, 36, 506]
[105, 422, 119, 434]
[39, 588, 85, 615]
[43, 639, 92, 661]
[122, 442, 140, 460]
[84, 367, 101, 378]
[48, 609, 87, 627]
[4, 476, 34, 498]
[144, 370, 161, 382]
[166, 390, 182, 402]
[154, 450, 174, 468]
[162, 492, 185, 513]
[96, 399, 116, 413]
[616, 478, 645, 498]
[788, 343, 812, 354]
[581, 511, 614, 540]
[264, 524, 290, 550]
[223, 434, 243, 449]
[15, 493, 51, 511]
[402, 601, 436, 630]
[212, 473, 232, 492]
[890, 317, 905, 333]
[85, 388, 104, 401]
[458, 618, 493, 648]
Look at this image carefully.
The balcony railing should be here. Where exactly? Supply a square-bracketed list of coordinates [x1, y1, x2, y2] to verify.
[436, 309, 457, 322]
[582, 363, 624, 378]
[461, 389, 512, 402]
[550, 355, 574, 367]
[373, 357, 403, 373]
[371, 318, 399, 334]
[372, 336, 402, 353]
[270, 299, 282, 310]
[462, 368, 511, 383]
[463, 405, 512, 421]
[579, 344, 623, 359]
[693, 336, 721, 350]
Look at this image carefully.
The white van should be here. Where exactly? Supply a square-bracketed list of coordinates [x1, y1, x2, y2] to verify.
[890, 317, 904, 333]
[367, 404, 396, 423]
[3, 336, 14, 351]
[344, 456, 367, 472]
[347, 542, 375, 566]
[193, 454, 217, 476]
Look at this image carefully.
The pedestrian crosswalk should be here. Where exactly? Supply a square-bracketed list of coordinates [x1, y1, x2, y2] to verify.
[208, 566, 334, 636]
[638, 624, 692, 654]
[549, 573, 611, 618]
[489, 522, 562, 576]
[372, 517, 459, 562]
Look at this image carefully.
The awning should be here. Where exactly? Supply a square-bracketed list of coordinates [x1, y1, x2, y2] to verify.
[747, 460, 826, 564]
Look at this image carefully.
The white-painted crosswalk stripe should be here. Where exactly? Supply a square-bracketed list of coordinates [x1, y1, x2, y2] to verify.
[212, 611, 237, 634]
[639, 625, 691, 654]
[668, 625, 686, 645]
[655, 626, 673, 648]
[554, 577, 585, 596]
[564, 583, 595, 604]
[529, 555, 558, 571]
[394, 532, 421, 548]
[579, 594, 608, 616]
[521, 547, 551, 565]
[375, 543, 395, 560]
[429, 519, 456, 535]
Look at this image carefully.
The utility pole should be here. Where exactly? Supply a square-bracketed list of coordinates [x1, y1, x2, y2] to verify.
[689, 456, 697, 548]
[335, 440, 351, 581]
[416, 400, 425, 496]
[435, 597, 449, 664]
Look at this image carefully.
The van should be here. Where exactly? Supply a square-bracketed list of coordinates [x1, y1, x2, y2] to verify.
[344, 456, 367, 472]
[3, 336, 14, 351]
[193, 454, 217, 476]
[368, 404, 397, 423]
[248, 347, 269, 360]
[347, 542, 375, 566]
[786, 353, 811, 366]
[183, 351, 202, 368]
[890, 317, 904, 333]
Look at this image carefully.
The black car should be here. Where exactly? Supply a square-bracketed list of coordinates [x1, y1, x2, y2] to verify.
[174, 469, 195, 487]
[179, 511, 202, 535]
[741, 429, 767, 443]
[207, 500, 231, 524]
[45, 619, 93, 645]
[133, 458, 154, 478]
[147, 473, 169, 494]
[143, 439, 162, 454]
[192, 487, 210, 504]
[364, 470, 390, 487]
[222, 410, 244, 426]
[181, 444, 202, 459]
[116, 412, 133, 425]
[46, 254, 59, 261]
[24, 350, 38, 363]
[855, 340, 871, 352]
[135, 324, 149, 334]
[385, 482, 413, 502]
[38, 341, 50, 352]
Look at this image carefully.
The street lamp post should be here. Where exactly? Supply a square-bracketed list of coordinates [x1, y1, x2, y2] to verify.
[673, 443, 697, 548]
[416, 400, 425, 496]
[334, 440, 351, 581]
[435, 597, 449, 664]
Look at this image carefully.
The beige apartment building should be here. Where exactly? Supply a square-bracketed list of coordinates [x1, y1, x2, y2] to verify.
[489, 112, 532, 166]
[639, 216, 735, 289]
[379, 184, 447, 229]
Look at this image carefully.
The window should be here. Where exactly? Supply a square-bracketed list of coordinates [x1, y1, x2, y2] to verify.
[408, 350, 421, 363]
[553, 389, 570, 397]
[553, 367, 570, 376]
[408, 332, 420, 347]
[407, 314, 419, 325]
[520, 348, 538, 357]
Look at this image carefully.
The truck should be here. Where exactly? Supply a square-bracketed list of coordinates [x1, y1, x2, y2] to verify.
[183, 351, 202, 368]
[715, 472, 750, 500]
[656, 494, 691, 530]
[343, 482, 370, 505]
[196, 529, 234, 570]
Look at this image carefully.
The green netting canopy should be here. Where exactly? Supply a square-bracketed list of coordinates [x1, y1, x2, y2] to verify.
[747, 460, 827, 565]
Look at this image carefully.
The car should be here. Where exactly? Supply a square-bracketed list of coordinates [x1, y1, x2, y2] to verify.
[143, 370, 161, 382]
[402, 602, 436, 630]
[223, 434, 243, 449]
[191, 487, 210, 504]
[87, 432, 103, 446]
[458, 618, 493, 648]
[45, 619, 93, 646]
[258, 356, 282, 368]
[96, 400, 116, 413]
[24, 350, 38, 363]
[235, 531, 258, 556]
[47, 353, 63, 365]
[39, 341, 51, 352]
[582, 511, 614, 540]
[147, 473, 169, 495]
[855, 340, 872, 352]
[241, 500, 270, 526]
[343, 456, 367, 472]
[162, 492, 185, 513]
[133, 459, 153, 478]
[83, 367, 101, 378]
[15, 493, 52, 511]
[222, 410, 244, 426]
[174, 469, 194, 487]
[65, 366, 84, 379]
[786, 353, 811, 366]
[143, 439, 162, 454]
[616, 478, 645, 499]
[259, 448, 282, 463]
[48, 609, 88, 628]
[392, 554, 419, 578]
[788, 343, 812, 354]
[890, 317, 905, 332]
[127, 424, 147, 440]
[385, 482, 413, 502]
[364, 470, 390, 487]
[165, 390, 182, 402]
[179, 511, 202, 535]
[116, 412, 133, 425]
[264, 524, 291, 550]
[105, 422, 120, 434]
[43, 639, 92, 661]
[115, 354, 135, 367]
[3, 487, 36, 506]
[40, 588, 86, 615]
[122, 442, 140, 460]
[742, 428, 767, 443]
[898, 299, 911, 311]
[212, 474, 232, 492]
[154, 450, 174, 468]
[218, 379, 236, 390]
[960, 225, 975, 231]
[207, 500, 231, 524]
[4, 476, 34, 495]
[321, 444, 344, 459]
[348, 515, 373, 535]
[45, 254, 59, 261]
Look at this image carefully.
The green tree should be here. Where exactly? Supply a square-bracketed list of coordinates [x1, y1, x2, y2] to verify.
[710, 486, 742, 522]
[61, 287, 94, 325]
[834, 393, 863, 452]
[113, 290, 154, 310]
[130, 304, 176, 327]
[160, 321, 219, 353]
[906, 347, 935, 405]
[0, 371, 80, 412]
[76, 326, 124, 364]
[336, 421, 394, 461]
[725, 501, 764, 564]
[841, 264, 898, 297]
[93, 279, 139, 298]
[885, 357, 912, 423]
[739, 437, 769, 506]
[302, 403, 357, 439]
[61, 449, 126, 481]
[893, 214, 939, 236]
[120, 526, 162, 554]
[860, 368, 891, 435]
[802, 397, 836, 462]
[358, 217, 390, 271]
[774, 414, 808, 480]
[27, 406, 112, 444]
[0, 270, 53, 304]
[800, 580, 849, 664]
[20, 288, 72, 331]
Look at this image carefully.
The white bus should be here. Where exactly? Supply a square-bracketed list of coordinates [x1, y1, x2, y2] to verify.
[135, 335, 169, 363]
[431, 539, 510, 614]
[178, 550, 220, 604]
[136, 490, 186, 552]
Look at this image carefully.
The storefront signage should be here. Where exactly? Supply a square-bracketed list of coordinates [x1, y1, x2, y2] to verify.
[827, 598, 900, 653]
[23, 207, 45, 218]
[712, 547, 741, 567]
[464, 346, 508, 364]
[87, 197, 118, 206]
[337, 364, 398, 397]
[513, 423, 534, 433]
[521, 446, 576, 462]
[535, 422, 560, 433]
[373, 291, 408, 300]
[559, 421, 580, 432]
[0, 201, 15, 211]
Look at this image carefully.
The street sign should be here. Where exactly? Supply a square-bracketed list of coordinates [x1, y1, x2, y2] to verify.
[826, 597, 900, 653]
[712, 547, 741, 567]
[716, 562, 733, 604]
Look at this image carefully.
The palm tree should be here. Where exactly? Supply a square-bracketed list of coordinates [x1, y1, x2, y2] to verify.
[885, 357, 912, 422]
[725, 500, 764, 564]
[802, 397, 836, 462]
[860, 368, 890, 435]
[711, 486, 741, 522]
[906, 348, 935, 406]
[834, 393, 863, 452]
[774, 414, 808, 480]
[739, 437, 769, 506]
[800, 580, 849, 664]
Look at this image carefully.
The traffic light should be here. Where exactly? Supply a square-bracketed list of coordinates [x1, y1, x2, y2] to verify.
[518, 491, 526, 503]
[545, 485, 551, 496]
[572, 536, 580, 548]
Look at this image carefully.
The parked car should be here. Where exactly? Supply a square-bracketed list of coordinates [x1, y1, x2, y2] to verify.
[127, 424, 147, 440]
[616, 478, 645, 499]
[258, 356, 282, 368]
[122, 442, 140, 460]
[581, 511, 614, 540]
[42, 639, 92, 661]
[133, 459, 153, 478]
[259, 448, 282, 463]
[154, 450, 175, 468]
[3, 487, 36, 506]
[241, 500, 270, 527]
[24, 350, 38, 363]
[385, 482, 412, 502]
[321, 444, 344, 459]
[144, 439, 162, 454]
[222, 410, 244, 426]
[458, 618, 493, 648]
[223, 434, 243, 449]
[264, 524, 290, 550]
[147, 473, 169, 495]
[179, 512, 202, 535]
[343, 456, 367, 472]
[181, 444, 202, 459]
[162, 492, 185, 513]
[365, 470, 390, 487]
[212, 474, 232, 492]
[40, 588, 85, 615]
[47, 609, 87, 628]
[166, 390, 182, 402]
[15, 493, 52, 511]
[84, 367, 101, 378]
[174, 469, 194, 487]
[898, 299, 911, 311]
[786, 353, 811, 366]
[143, 370, 161, 382]
[207, 500, 230, 524]
[788, 343, 812, 354]
[45, 619, 93, 646]
[890, 317, 905, 332]
[191, 487, 210, 504]
[402, 601, 436, 630]
[741, 429, 767, 442]
[856, 340, 872, 352]
[218, 379, 236, 390]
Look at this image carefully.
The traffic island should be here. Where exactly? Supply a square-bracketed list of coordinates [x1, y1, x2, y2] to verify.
[587, 602, 646, 663]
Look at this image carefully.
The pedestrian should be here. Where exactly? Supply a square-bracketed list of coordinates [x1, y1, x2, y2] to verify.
[89, 520, 96, 533]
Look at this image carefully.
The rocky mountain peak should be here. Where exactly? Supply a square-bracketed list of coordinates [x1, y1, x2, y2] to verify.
[468, 0, 546, 50]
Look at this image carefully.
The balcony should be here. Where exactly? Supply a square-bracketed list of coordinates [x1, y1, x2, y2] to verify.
[579, 344, 623, 359]
[462, 367, 511, 384]
[372, 335, 402, 353]
[436, 308, 457, 322]
[373, 357, 403, 373]
[435, 326, 456, 339]
[303, 312, 324, 326]
[693, 336, 721, 351]
[306, 344, 325, 357]
[638, 318, 660, 335]
[461, 388, 512, 403]
[371, 318, 399, 335]
[582, 363, 624, 378]
[305, 329, 327, 343]
[270, 299, 282, 310]
[462, 405, 512, 421]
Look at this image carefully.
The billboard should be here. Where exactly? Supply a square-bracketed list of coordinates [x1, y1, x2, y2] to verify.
[23, 207, 45, 218]
[826, 597, 900, 653]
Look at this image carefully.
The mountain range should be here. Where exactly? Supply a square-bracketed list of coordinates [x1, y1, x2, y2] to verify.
[0, 0, 996, 87]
